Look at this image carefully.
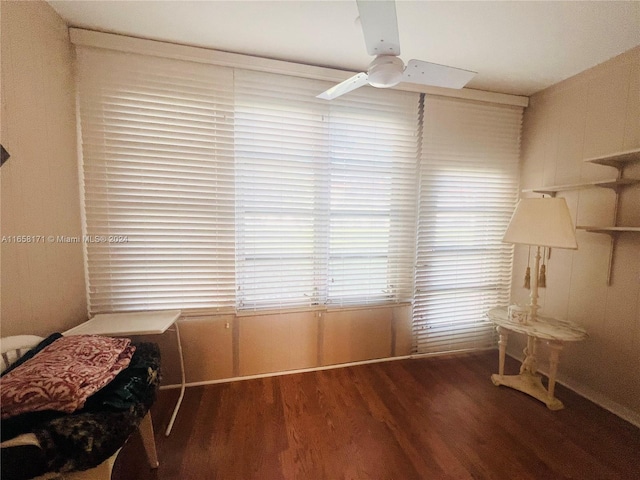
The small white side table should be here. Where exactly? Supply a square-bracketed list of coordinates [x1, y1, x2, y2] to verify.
[64, 309, 184, 436]
[486, 307, 587, 410]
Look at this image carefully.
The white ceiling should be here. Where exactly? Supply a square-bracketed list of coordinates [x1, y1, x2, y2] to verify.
[48, 1, 640, 96]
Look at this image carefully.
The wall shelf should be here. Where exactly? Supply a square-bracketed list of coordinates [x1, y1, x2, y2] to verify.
[527, 147, 640, 285]
[583, 147, 640, 170]
[523, 178, 639, 195]
[576, 226, 640, 286]
[577, 226, 640, 234]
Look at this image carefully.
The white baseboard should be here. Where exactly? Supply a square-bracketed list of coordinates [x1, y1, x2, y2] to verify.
[553, 375, 640, 428]
[159, 347, 495, 390]
[506, 352, 640, 429]
[159, 354, 412, 390]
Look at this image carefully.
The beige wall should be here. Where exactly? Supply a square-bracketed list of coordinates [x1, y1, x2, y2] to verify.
[514, 46, 640, 422]
[1, 1, 87, 336]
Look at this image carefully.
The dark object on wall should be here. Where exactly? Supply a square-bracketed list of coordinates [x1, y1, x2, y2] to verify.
[1, 144, 10, 166]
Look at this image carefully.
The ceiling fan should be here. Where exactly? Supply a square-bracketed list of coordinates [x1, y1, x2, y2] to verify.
[317, 0, 477, 100]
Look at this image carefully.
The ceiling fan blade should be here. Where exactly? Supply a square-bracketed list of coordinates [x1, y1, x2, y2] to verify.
[317, 73, 369, 100]
[356, 0, 401, 56]
[403, 59, 477, 89]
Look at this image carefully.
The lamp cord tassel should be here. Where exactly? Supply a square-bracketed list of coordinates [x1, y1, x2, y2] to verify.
[524, 246, 531, 289]
[538, 248, 546, 288]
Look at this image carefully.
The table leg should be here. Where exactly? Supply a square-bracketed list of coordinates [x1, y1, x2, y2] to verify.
[165, 321, 186, 436]
[497, 326, 508, 376]
[492, 326, 509, 386]
[520, 335, 539, 375]
[139, 412, 159, 468]
[546, 341, 564, 401]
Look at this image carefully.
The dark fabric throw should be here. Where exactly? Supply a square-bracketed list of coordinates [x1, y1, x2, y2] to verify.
[83, 341, 160, 411]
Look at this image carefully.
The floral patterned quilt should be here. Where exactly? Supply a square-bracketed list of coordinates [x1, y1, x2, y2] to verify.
[1, 335, 135, 419]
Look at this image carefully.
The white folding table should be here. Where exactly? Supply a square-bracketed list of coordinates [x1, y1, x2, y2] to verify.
[64, 309, 184, 436]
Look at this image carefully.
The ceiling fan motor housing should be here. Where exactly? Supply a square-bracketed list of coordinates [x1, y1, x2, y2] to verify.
[367, 55, 404, 88]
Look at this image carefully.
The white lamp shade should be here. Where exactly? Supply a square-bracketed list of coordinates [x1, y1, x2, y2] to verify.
[503, 198, 578, 249]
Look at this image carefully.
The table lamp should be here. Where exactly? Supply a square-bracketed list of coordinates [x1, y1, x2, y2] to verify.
[503, 197, 578, 324]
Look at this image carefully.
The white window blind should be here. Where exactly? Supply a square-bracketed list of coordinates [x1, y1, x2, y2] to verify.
[413, 96, 522, 354]
[327, 90, 419, 306]
[76, 47, 235, 314]
[234, 70, 329, 310]
[78, 43, 520, 328]
[234, 70, 420, 311]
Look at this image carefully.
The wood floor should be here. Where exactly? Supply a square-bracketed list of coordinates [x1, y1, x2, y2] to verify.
[112, 352, 640, 480]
